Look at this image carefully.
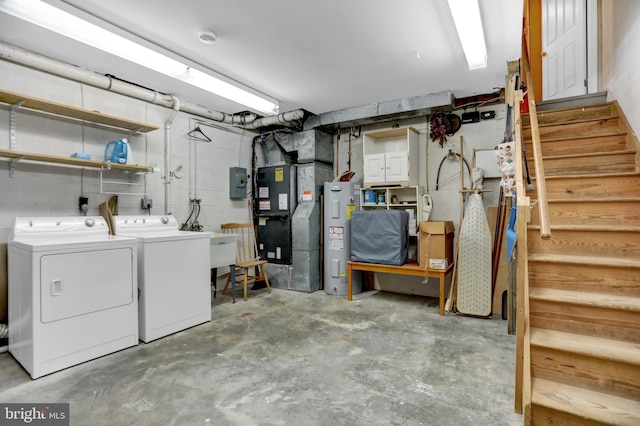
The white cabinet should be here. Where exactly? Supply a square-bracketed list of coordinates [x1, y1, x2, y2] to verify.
[362, 127, 419, 188]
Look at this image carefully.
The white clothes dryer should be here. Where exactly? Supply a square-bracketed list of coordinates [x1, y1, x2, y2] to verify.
[112, 215, 211, 343]
[8, 216, 138, 379]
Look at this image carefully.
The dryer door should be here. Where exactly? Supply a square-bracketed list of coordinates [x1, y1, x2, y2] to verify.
[40, 247, 134, 323]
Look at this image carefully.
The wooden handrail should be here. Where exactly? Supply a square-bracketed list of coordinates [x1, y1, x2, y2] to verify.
[521, 37, 552, 240]
[514, 7, 549, 419]
[512, 89, 532, 418]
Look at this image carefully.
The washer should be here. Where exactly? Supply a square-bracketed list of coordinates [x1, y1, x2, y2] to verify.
[112, 215, 210, 343]
[8, 216, 138, 379]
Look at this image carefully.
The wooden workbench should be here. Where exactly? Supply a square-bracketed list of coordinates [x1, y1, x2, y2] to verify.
[347, 261, 454, 316]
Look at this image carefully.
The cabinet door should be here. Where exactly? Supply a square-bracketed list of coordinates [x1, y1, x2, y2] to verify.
[364, 153, 386, 184]
[385, 151, 408, 182]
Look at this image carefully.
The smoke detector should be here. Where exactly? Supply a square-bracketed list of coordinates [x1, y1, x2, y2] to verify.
[198, 30, 217, 44]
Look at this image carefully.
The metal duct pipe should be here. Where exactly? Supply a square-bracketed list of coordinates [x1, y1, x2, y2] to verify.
[0, 41, 304, 128]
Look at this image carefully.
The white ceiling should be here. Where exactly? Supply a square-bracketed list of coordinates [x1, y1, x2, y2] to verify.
[0, 0, 523, 116]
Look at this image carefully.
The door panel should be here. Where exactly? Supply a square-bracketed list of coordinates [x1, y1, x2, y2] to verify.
[385, 152, 408, 182]
[543, 0, 586, 100]
[40, 247, 134, 323]
[364, 153, 385, 184]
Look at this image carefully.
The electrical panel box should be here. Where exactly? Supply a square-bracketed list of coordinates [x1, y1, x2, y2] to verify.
[229, 167, 247, 199]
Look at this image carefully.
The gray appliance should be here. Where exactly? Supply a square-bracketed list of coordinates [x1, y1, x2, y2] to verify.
[323, 181, 361, 296]
[351, 210, 409, 266]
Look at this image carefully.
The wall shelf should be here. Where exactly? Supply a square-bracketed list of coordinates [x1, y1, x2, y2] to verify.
[0, 149, 152, 173]
[360, 185, 424, 234]
[0, 88, 158, 133]
[0, 88, 157, 180]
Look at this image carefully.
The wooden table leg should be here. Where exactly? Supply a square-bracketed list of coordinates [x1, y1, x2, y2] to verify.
[348, 263, 353, 301]
[439, 271, 445, 316]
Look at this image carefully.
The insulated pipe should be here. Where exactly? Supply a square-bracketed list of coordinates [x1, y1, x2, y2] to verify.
[242, 111, 305, 129]
[0, 41, 304, 128]
[164, 96, 180, 214]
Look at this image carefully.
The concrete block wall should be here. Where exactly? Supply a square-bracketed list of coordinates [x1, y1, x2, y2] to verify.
[0, 60, 258, 321]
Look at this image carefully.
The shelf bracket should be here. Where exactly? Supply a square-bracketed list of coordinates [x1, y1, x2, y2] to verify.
[99, 167, 146, 196]
[9, 99, 25, 151]
[129, 127, 144, 137]
[9, 155, 25, 178]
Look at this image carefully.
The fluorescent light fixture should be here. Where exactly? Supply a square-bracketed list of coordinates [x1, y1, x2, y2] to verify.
[0, 0, 279, 115]
[447, 0, 488, 70]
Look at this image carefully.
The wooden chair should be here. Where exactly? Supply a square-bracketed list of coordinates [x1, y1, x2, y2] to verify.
[220, 223, 271, 301]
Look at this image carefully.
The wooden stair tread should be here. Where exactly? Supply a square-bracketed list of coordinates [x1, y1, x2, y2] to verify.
[524, 101, 613, 121]
[530, 288, 640, 313]
[523, 130, 626, 143]
[536, 149, 635, 161]
[532, 100, 612, 115]
[524, 114, 619, 128]
[528, 223, 640, 232]
[531, 377, 640, 425]
[528, 253, 640, 268]
[532, 171, 640, 181]
[545, 197, 640, 203]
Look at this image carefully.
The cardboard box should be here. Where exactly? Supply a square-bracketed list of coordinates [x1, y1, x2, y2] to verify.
[419, 221, 455, 269]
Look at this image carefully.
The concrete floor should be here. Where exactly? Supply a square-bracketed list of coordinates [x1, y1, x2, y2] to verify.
[0, 288, 522, 426]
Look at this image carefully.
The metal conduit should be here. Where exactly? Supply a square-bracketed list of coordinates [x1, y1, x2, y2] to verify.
[0, 41, 305, 129]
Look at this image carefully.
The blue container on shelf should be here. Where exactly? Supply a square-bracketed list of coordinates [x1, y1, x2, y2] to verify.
[104, 139, 128, 164]
[364, 189, 376, 204]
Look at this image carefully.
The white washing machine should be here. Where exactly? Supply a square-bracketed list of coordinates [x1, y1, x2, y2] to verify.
[112, 215, 211, 343]
[8, 216, 138, 379]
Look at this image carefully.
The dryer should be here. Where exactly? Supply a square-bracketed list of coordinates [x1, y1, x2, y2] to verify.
[8, 216, 138, 379]
[112, 215, 211, 343]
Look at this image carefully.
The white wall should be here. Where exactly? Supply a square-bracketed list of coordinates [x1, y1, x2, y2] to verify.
[334, 103, 508, 297]
[0, 54, 511, 317]
[0, 60, 258, 320]
[601, 0, 640, 135]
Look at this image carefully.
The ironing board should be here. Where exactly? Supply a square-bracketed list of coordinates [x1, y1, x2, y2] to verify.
[456, 193, 492, 317]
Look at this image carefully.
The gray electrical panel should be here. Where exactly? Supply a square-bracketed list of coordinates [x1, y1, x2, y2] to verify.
[229, 167, 247, 199]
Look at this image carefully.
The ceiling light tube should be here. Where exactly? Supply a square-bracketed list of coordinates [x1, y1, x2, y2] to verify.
[447, 0, 488, 70]
[0, 0, 279, 114]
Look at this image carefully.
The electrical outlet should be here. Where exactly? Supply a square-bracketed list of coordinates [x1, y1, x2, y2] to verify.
[141, 197, 153, 210]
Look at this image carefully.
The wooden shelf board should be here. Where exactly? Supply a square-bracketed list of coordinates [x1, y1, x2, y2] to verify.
[0, 149, 152, 173]
[0, 89, 158, 133]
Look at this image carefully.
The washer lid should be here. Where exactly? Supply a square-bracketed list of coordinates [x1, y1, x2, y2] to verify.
[114, 215, 209, 241]
[113, 215, 177, 232]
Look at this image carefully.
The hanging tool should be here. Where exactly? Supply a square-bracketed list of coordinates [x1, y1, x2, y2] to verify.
[491, 190, 507, 300]
[445, 137, 466, 312]
[506, 200, 517, 263]
[435, 148, 471, 190]
[422, 194, 433, 221]
[520, 133, 534, 190]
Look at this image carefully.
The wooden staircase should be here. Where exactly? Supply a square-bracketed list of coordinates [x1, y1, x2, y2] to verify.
[521, 100, 640, 425]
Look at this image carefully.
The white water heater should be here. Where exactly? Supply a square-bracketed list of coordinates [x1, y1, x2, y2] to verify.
[323, 181, 361, 296]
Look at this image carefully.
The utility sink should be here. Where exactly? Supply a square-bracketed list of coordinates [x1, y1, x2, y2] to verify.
[210, 233, 238, 268]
